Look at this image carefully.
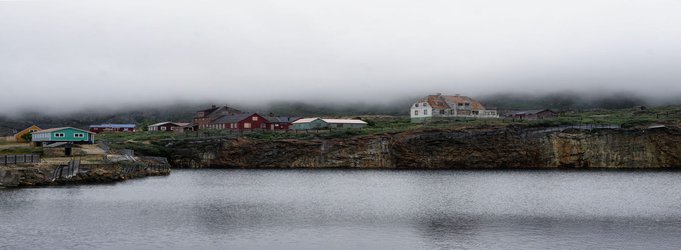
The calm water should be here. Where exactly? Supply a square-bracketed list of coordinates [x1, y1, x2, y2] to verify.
[2, 169, 681, 249]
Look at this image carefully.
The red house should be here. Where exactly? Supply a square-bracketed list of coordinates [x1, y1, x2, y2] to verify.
[265, 116, 300, 131]
[89, 124, 136, 133]
[212, 113, 269, 130]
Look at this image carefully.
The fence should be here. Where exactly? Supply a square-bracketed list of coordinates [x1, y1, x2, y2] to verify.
[0, 154, 41, 165]
[51, 159, 81, 181]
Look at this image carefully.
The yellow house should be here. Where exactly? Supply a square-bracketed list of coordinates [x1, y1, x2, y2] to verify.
[14, 125, 41, 143]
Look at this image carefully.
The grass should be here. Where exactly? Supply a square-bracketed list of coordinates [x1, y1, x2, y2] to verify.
[95, 106, 681, 150]
[0, 147, 43, 155]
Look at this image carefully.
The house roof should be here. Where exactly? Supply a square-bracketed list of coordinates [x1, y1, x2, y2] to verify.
[514, 109, 555, 115]
[266, 116, 300, 123]
[292, 118, 367, 125]
[198, 106, 220, 114]
[322, 119, 367, 124]
[213, 113, 259, 124]
[442, 95, 486, 111]
[292, 118, 323, 124]
[199, 105, 243, 119]
[14, 125, 41, 137]
[33, 127, 93, 134]
[148, 122, 187, 127]
[89, 124, 136, 128]
[416, 94, 487, 111]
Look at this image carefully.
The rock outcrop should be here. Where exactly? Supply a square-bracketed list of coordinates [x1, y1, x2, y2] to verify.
[165, 126, 681, 169]
[0, 162, 171, 187]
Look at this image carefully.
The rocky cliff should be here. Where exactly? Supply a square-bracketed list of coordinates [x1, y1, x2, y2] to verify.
[0, 162, 170, 187]
[165, 126, 681, 169]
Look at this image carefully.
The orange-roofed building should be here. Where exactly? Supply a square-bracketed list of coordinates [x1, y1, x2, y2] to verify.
[14, 125, 41, 143]
[410, 93, 498, 122]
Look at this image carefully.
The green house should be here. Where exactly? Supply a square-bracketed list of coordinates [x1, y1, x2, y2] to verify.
[31, 127, 95, 144]
[292, 118, 328, 130]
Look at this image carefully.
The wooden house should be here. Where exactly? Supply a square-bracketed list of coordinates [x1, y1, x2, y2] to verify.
[193, 105, 243, 130]
[31, 127, 95, 144]
[148, 122, 190, 132]
[14, 125, 41, 143]
[89, 124, 136, 133]
[212, 113, 269, 130]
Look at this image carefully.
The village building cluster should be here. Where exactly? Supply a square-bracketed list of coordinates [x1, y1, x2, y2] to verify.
[5, 93, 561, 148]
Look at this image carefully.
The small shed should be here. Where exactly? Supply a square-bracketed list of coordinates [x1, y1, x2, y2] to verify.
[31, 127, 95, 144]
[292, 118, 328, 130]
[512, 109, 557, 120]
[323, 119, 368, 129]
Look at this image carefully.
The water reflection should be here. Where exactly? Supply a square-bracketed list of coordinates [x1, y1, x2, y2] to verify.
[2, 169, 681, 249]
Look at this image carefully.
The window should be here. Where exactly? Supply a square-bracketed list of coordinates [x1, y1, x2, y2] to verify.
[458, 103, 463, 106]
[252, 116, 258, 121]
[74, 133, 84, 138]
[424, 103, 428, 107]
[424, 109, 428, 115]
[414, 110, 419, 116]
[55, 133, 65, 138]
[415, 103, 419, 107]
[161, 126, 167, 131]
[440, 110, 445, 115]
[244, 123, 251, 129]
[465, 103, 470, 106]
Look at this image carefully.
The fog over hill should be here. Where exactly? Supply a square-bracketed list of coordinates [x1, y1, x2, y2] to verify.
[1, 1, 681, 117]
[0, 91, 664, 136]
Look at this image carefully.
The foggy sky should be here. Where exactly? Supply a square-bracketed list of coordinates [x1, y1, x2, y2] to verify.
[1, 0, 680, 115]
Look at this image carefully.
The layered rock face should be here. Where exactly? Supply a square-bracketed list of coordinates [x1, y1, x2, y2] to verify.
[167, 127, 681, 169]
[0, 163, 170, 187]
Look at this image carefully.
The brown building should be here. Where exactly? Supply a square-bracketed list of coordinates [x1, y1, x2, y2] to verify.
[210, 113, 269, 130]
[194, 105, 243, 129]
[147, 122, 190, 132]
[512, 109, 557, 120]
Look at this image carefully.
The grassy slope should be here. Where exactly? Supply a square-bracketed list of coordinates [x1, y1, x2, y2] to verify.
[94, 106, 681, 158]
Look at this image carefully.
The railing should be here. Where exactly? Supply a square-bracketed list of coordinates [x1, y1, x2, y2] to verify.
[0, 154, 41, 165]
[51, 159, 81, 181]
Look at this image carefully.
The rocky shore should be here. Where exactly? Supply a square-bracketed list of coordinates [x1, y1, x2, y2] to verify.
[164, 126, 681, 169]
[0, 160, 171, 187]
